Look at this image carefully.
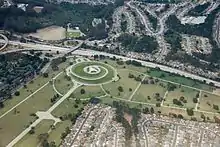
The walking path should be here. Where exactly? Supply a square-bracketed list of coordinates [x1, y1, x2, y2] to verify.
[0, 72, 62, 120]
[7, 81, 81, 147]
[129, 75, 146, 100]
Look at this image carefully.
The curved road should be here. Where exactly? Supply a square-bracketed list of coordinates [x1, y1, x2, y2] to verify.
[0, 34, 8, 51]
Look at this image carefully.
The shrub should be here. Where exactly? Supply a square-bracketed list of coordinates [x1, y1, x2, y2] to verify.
[14, 91, 20, 96]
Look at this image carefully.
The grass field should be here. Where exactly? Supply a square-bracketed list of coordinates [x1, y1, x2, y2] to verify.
[148, 69, 214, 91]
[132, 79, 167, 104]
[103, 69, 144, 99]
[100, 59, 147, 73]
[198, 92, 220, 113]
[50, 98, 86, 146]
[48, 120, 71, 146]
[15, 120, 54, 147]
[72, 62, 107, 79]
[67, 31, 81, 38]
[70, 62, 116, 84]
[54, 72, 74, 95]
[71, 85, 105, 100]
[0, 57, 219, 146]
[0, 84, 56, 146]
[164, 86, 199, 109]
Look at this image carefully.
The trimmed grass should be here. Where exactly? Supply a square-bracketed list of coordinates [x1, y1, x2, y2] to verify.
[0, 60, 68, 116]
[54, 72, 74, 95]
[103, 69, 144, 99]
[51, 98, 85, 118]
[164, 86, 199, 109]
[15, 120, 54, 147]
[50, 98, 86, 146]
[67, 31, 81, 38]
[148, 69, 214, 92]
[71, 85, 105, 100]
[100, 59, 147, 73]
[71, 62, 115, 84]
[72, 62, 107, 79]
[0, 84, 56, 146]
[132, 79, 167, 104]
[198, 92, 220, 113]
[48, 120, 71, 146]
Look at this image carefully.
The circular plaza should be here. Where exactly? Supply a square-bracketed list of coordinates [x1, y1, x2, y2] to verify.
[70, 61, 117, 85]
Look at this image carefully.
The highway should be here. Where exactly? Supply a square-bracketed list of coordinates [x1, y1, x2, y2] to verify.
[0, 39, 83, 55]
[72, 49, 220, 87]
[1, 39, 220, 88]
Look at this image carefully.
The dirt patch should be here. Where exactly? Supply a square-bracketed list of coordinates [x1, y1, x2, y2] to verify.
[124, 112, 133, 125]
[28, 26, 66, 41]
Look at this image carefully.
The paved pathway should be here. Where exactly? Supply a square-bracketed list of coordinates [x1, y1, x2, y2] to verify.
[0, 72, 62, 120]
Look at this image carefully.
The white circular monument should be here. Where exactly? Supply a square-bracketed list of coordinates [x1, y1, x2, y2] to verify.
[83, 65, 101, 75]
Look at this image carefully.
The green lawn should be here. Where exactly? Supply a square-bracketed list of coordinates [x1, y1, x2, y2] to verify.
[52, 97, 85, 118]
[100, 59, 148, 73]
[198, 92, 220, 113]
[148, 69, 214, 92]
[164, 86, 199, 109]
[50, 98, 86, 146]
[132, 79, 167, 104]
[0, 60, 69, 116]
[70, 62, 116, 84]
[67, 31, 81, 38]
[54, 72, 74, 95]
[72, 62, 107, 79]
[15, 120, 54, 147]
[103, 69, 144, 99]
[48, 120, 71, 146]
[0, 84, 56, 146]
[71, 85, 105, 100]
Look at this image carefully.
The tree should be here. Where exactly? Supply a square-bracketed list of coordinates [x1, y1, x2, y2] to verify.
[193, 98, 198, 103]
[49, 141, 56, 147]
[29, 127, 35, 134]
[143, 107, 149, 114]
[177, 114, 183, 119]
[156, 103, 161, 107]
[43, 73, 49, 78]
[213, 104, 219, 110]
[118, 86, 123, 92]
[0, 101, 4, 108]
[150, 107, 154, 114]
[14, 91, 20, 96]
[38, 133, 49, 143]
[186, 108, 194, 116]
[173, 99, 183, 106]
[167, 83, 177, 91]
[80, 88, 85, 94]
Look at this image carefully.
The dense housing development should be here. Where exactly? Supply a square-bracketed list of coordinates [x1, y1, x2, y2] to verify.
[0, 0, 220, 146]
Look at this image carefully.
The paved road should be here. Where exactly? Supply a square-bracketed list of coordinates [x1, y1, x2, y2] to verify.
[0, 34, 8, 51]
[70, 108, 98, 146]
[72, 49, 220, 87]
[127, 1, 152, 34]
[1, 39, 220, 87]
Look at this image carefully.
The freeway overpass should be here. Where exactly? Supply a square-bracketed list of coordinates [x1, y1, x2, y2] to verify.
[0, 39, 83, 55]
